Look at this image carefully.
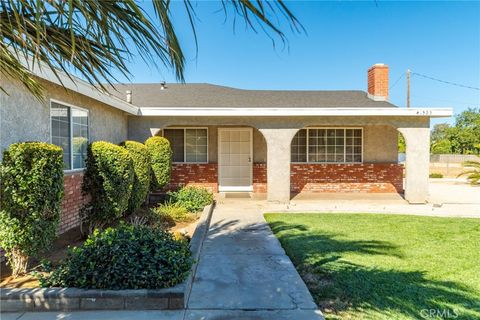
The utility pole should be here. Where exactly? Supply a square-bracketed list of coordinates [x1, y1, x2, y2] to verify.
[406, 69, 411, 108]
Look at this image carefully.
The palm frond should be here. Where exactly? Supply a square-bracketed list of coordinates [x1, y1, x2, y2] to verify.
[0, 0, 303, 100]
[458, 161, 480, 185]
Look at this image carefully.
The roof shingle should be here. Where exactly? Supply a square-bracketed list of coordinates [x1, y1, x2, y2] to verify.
[107, 83, 397, 109]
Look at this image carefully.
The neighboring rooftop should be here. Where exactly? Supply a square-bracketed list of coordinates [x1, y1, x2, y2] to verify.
[107, 83, 398, 109]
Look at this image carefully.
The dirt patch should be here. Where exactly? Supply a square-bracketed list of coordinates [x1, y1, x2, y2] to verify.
[1, 227, 83, 288]
[1, 218, 199, 289]
[297, 263, 352, 317]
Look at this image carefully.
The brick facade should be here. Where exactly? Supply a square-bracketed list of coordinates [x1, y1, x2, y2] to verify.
[165, 162, 403, 195]
[166, 163, 219, 193]
[291, 163, 403, 193]
[59, 172, 89, 234]
[253, 163, 267, 193]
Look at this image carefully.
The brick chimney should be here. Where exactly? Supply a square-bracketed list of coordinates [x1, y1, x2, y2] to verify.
[367, 63, 389, 101]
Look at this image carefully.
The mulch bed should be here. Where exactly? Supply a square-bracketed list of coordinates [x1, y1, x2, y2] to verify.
[0, 218, 199, 289]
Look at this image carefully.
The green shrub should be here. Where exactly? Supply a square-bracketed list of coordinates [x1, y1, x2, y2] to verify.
[168, 186, 213, 213]
[120, 141, 151, 213]
[152, 202, 193, 227]
[145, 136, 172, 191]
[0, 142, 64, 277]
[38, 224, 192, 289]
[82, 141, 133, 232]
[429, 173, 444, 178]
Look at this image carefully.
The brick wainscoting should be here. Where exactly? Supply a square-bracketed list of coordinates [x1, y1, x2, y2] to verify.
[59, 172, 89, 234]
[253, 163, 267, 193]
[291, 163, 404, 193]
[166, 163, 219, 193]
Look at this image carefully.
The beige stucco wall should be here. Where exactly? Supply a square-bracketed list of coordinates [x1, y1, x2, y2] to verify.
[128, 116, 411, 163]
[363, 125, 398, 163]
[128, 115, 429, 140]
[0, 77, 128, 158]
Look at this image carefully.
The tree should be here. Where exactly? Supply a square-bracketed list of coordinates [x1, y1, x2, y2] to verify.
[431, 123, 451, 145]
[430, 123, 452, 154]
[429, 109, 480, 155]
[431, 139, 452, 154]
[455, 108, 480, 130]
[0, 0, 302, 100]
[398, 133, 406, 153]
[453, 108, 480, 154]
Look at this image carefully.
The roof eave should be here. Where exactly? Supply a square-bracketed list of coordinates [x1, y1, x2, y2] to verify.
[138, 107, 453, 117]
[19, 55, 140, 115]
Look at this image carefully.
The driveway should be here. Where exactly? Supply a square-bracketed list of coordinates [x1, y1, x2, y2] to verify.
[288, 179, 480, 218]
[428, 178, 480, 205]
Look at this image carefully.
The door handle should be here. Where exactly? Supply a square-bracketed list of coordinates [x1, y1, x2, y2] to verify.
[248, 156, 252, 163]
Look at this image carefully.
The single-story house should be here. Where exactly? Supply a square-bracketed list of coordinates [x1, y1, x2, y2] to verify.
[0, 63, 452, 234]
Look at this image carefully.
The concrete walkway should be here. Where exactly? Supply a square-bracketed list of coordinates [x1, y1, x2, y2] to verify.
[186, 199, 322, 318]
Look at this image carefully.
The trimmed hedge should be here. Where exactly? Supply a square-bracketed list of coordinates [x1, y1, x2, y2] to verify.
[39, 224, 192, 289]
[82, 141, 133, 231]
[168, 186, 213, 213]
[120, 141, 151, 213]
[145, 136, 172, 191]
[0, 142, 64, 276]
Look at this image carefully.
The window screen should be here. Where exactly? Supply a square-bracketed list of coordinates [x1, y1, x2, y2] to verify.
[51, 103, 71, 169]
[185, 129, 208, 162]
[163, 129, 185, 162]
[163, 128, 208, 163]
[51, 102, 89, 170]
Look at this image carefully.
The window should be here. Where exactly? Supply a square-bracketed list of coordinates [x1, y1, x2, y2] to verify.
[291, 128, 307, 162]
[291, 128, 362, 163]
[163, 128, 208, 163]
[51, 101, 89, 170]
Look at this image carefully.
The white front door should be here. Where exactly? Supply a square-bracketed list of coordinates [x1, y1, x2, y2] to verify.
[218, 128, 253, 192]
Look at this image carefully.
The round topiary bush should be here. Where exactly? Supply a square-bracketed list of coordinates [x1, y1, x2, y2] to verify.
[0, 142, 64, 277]
[39, 224, 192, 289]
[82, 141, 133, 232]
[120, 141, 151, 213]
[145, 136, 172, 191]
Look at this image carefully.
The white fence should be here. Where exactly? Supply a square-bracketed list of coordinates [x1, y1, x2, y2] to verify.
[430, 154, 480, 163]
[429, 154, 479, 177]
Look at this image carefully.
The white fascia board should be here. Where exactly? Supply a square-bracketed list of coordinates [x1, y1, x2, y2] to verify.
[18, 54, 140, 115]
[138, 107, 453, 118]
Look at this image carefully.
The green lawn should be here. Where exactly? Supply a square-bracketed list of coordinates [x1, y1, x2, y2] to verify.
[264, 213, 480, 320]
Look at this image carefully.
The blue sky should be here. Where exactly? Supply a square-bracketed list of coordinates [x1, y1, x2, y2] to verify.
[121, 1, 479, 126]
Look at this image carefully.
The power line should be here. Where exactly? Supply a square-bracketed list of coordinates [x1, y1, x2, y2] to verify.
[411, 72, 480, 91]
[389, 73, 404, 90]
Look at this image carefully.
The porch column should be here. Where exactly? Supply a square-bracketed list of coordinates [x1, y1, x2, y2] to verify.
[259, 128, 299, 203]
[398, 127, 430, 204]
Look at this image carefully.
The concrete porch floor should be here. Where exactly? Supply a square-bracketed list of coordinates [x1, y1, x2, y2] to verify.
[218, 178, 480, 218]
[291, 191, 406, 202]
[221, 190, 406, 202]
